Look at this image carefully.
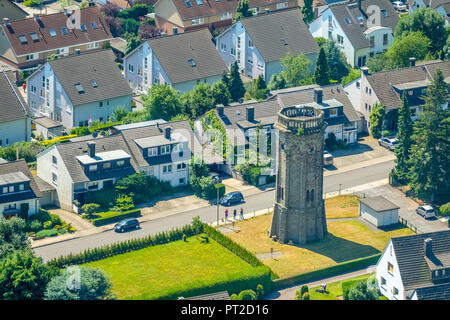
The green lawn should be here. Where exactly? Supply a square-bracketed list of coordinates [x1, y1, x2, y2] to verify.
[308, 273, 374, 300]
[84, 236, 268, 299]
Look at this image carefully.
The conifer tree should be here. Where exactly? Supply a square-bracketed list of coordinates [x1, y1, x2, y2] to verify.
[314, 47, 330, 86]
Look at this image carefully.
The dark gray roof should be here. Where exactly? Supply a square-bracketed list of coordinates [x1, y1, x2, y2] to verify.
[33, 116, 63, 129]
[414, 283, 450, 300]
[239, 8, 319, 62]
[391, 230, 450, 291]
[328, 0, 399, 49]
[48, 50, 132, 106]
[146, 29, 227, 85]
[217, 84, 359, 135]
[359, 195, 400, 212]
[0, 71, 31, 124]
[34, 176, 56, 193]
[118, 120, 194, 168]
[0, 159, 42, 204]
[0, 0, 28, 21]
[365, 60, 450, 109]
[54, 135, 138, 184]
[180, 291, 230, 300]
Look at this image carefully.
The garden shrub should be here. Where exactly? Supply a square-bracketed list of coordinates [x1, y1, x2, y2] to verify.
[344, 280, 379, 300]
[29, 220, 43, 233]
[302, 292, 310, 300]
[325, 133, 337, 150]
[43, 221, 52, 229]
[35, 229, 58, 240]
[81, 203, 101, 216]
[238, 289, 257, 300]
[256, 284, 264, 299]
[114, 193, 135, 212]
[84, 187, 116, 209]
[91, 209, 141, 227]
[439, 202, 450, 216]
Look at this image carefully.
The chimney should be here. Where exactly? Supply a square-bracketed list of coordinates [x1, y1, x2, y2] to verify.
[216, 105, 224, 117]
[87, 142, 96, 157]
[246, 107, 255, 122]
[165, 127, 171, 140]
[314, 88, 323, 105]
[409, 57, 416, 67]
[424, 238, 432, 257]
[361, 66, 369, 76]
[358, 0, 362, 11]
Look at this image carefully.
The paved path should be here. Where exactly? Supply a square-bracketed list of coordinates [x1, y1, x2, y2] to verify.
[33, 160, 395, 261]
[265, 267, 377, 300]
[48, 208, 93, 232]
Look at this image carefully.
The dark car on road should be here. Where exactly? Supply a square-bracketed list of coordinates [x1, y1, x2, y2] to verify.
[114, 218, 140, 233]
[219, 191, 244, 206]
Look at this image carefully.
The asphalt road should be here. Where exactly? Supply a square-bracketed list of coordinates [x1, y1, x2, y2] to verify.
[34, 160, 394, 261]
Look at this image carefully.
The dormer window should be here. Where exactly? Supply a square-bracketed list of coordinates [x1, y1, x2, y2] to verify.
[160, 145, 170, 155]
[19, 184, 24, 191]
[117, 160, 125, 167]
[329, 108, 338, 117]
[148, 147, 158, 157]
[173, 143, 183, 153]
[103, 162, 111, 169]
[18, 34, 27, 44]
[88, 165, 98, 172]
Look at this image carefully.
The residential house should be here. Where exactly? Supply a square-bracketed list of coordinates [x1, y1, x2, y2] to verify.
[0, 0, 28, 22]
[33, 116, 64, 140]
[115, 119, 194, 187]
[153, 0, 298, 31]
[215, 8, 319, 83]
[344, 59, 450, 131]
[0, 6, 113, 71]
[36, 135, 138, 211]
[0, 70, 32, 147]
[0, 159, 42, 218]
[376, 230, 450, 300]
[309, 0, 399, 67]
[124, 28, 227, 93]
[27, 50, 132, 130]
[408, 0, 450, 25]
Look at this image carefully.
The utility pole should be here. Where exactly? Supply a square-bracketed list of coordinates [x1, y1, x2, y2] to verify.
[216, 185, 220, 227]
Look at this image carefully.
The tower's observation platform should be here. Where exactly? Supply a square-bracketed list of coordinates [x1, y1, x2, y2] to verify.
[275, 106, 327, 134]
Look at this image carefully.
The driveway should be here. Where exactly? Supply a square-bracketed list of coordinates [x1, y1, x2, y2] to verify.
[363, 185, 448, 233]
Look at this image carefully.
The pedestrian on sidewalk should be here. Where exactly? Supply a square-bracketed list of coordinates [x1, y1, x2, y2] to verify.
[233, 209, 237, 220]
[240, 207, 244, 220]
[225, 209, 228, 221]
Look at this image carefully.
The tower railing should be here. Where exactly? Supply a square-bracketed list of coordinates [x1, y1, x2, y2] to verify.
[277, 105, 326, 134]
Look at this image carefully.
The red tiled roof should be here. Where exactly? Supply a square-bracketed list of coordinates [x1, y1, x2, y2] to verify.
[0, 6, 113, 56]
[154, 15, 185, 35]
[105, 0, 132, 9]
[168, 0, 292, 20]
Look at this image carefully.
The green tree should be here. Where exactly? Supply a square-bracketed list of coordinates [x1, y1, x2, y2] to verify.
[409, 69, 450, 203]
[394, 7, 446, 54]
[345, 281, 379, 300]
[314, 37, 327, 48]
[322, 39, 350, 82]
[443, 35, 450, 60]
[279, 52, 312, 87]
[81, 203, 100, 217]
[393, 93, 413, 184]
[341, 68, 361, 86]
[386, 32, 431, 68]
[369, 103, 385, 139]
[120, 18, 141, 36]
[118, 3, 151, 20]
[122, 109, 151, 124]
[211, 80, 231, 106]
[143, 84, 182, 121]
[234, 0, 252, 23]
[0, 216, 28, 257]
[367, 52, 394, 73]
[45, 266, 114, 300]
[314, 47, 330, 86]
[301, 0, 314, 24]
[0, 249, 58, 300]
[111, 106, 129, 122]
[183, 82, 215, 118]
[268, 73, 286, 90]
[229, 61, 246, 101]
[124, 33, 141, 54]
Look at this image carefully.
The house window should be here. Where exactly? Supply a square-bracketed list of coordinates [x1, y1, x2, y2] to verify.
[388, 262, 394, 274]
[356, 81, 360, 89]
[148, 147, 158, 157]
[383, 33, 388, 45]
[392, 287, 399, 295]
[163, 164, 172, 173]
[408, 90, 413, 96]
[248, 40, 253, 48]
[195, 0, 202, 4]
[2, 186, 7, 193]
[89, 165, 98, 172]
[99, 101, 103, 107]
[117, 160, 125, 167]
[247, 57, 253, 64]
[26, 54, 36, 61]
[19, 184, 24, 191]
[185, 0, 192, 7]
[160, 145, 170, 155]
[369, 36, 375, 48]
[337, 35, 344, 45]
[380, 277, 386, 286]
[191, 17, 204, 25]
[61, 27, 68, 35]
[80, 24, 87, 32]
[52, 155, 57, 166]
[179, 178, 186, 184]
[329, 108, 338, 117]
[87, 182, 98, 190]
[220, 43, 227, 52]
[173, 143, 183, 153]
[177, 162, 187, 170]
[220, 12, 232, 20]
[231, 47, 236, 56]
[237, 36, 241, 49]
[128, 64, 134, 73]
[52, 173, 57, 185]
[103, 162, 111, 169]
[276, 1, 288, 9]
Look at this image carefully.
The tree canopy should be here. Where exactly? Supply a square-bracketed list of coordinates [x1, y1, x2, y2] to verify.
[386, 32, 431, 68]
[143, 84, 182, 121]
[301, 0, 314, 24]
[279, 52, 313, 87]
[314, 47, 330, 86]
[234, 0, 252, 22]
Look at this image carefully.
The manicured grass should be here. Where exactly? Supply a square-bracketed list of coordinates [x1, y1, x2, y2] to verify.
[325, 195, 360, 219]
[84, 236, 267, 300]
[308, 273, 374, 300]
[225, 213, 414, 279]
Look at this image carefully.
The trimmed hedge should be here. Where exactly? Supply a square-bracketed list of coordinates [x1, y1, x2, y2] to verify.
[271, 253, 381, 290]
[34, 228, 58, 240]
[131, 265, 272, 300]
[47, 222, 204, 268]
[90, 209, 142, 226]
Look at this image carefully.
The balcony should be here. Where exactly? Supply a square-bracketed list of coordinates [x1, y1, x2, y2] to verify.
[3, 208, 20, 215]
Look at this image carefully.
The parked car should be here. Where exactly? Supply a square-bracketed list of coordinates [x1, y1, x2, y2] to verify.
[209, 172, 222, 184]
[416, 205, 436, 219]
[378, 137, 398, 151]
[219, 191, 244, 206]
[114, 218, 140, 233]
[323, 151, 334, 167]
[392, 1, 407, 11]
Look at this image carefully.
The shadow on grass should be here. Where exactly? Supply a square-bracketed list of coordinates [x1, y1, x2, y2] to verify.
[378, 223, 411, 232]
[296, 233, 380, 263]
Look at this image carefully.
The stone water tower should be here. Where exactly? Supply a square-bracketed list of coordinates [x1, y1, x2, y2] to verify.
[270, 100, 328, 244]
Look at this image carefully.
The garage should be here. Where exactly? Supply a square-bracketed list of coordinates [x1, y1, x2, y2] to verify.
[359, 196, 399, 227]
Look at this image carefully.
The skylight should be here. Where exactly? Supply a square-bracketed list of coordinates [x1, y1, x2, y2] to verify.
[356, 15, 364, 22]
[91, 22, 98, 30]
[18, 34, 27, 44]
[75, 83, 85, 94]
[188, 58, 196, 67]
[185, 0, 192, 7]
[195, 0, 203, 5]
[281, 39, 288, 46]
[61, 27, 68, 35]
[344, 17, 351, 24]
[91, 80, 98, 88]
[80, 24, 87, 32]
[49, 29, 57, 37]
[29, 32, 39, 42]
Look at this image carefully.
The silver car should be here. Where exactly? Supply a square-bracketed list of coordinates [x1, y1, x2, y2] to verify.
[392, 1, 407, 11]
[416, 205, 436, 219]
[378, 137, 398, 151]
[323, 151, 333, 167]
